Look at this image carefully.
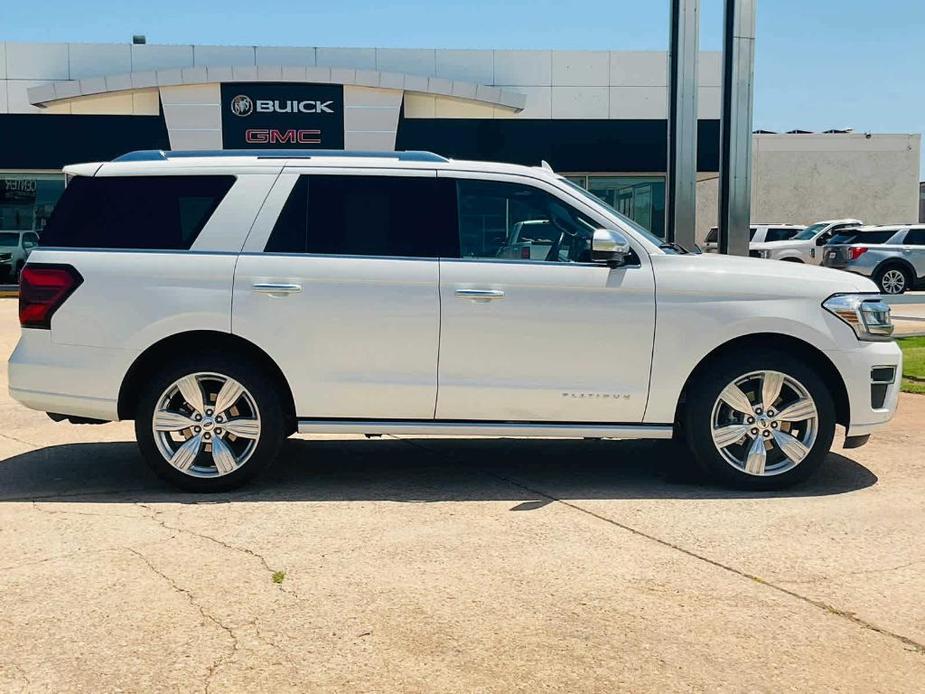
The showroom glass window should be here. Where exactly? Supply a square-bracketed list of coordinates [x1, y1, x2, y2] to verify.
[565, 175, 666, 238]
[265, 175, 458, 257]
[0, 174, 66, 234]
[456, 179, 595, 263]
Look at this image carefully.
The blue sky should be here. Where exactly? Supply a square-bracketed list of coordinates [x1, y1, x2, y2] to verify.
[3, 0, 924, 176]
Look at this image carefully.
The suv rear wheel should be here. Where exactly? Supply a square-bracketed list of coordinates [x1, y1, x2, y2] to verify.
[135, 354, 285, 492]
[875, 265, 910, 294]
[684, 350, 835, 490]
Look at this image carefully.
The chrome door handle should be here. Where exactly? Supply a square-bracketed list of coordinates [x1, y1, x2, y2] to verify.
[455, 288, 505, 301]
[252, 282, 302, 295]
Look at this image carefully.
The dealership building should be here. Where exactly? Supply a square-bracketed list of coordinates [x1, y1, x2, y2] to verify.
[0, 40, 920, 242]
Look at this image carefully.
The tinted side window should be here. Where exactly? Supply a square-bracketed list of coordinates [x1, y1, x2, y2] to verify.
[41, 175, 234, 249]
[264, 175, 457, 258]
[456, 179, 596, 263]
[903, 229, 925, 245]
[764, 227, 800, 242]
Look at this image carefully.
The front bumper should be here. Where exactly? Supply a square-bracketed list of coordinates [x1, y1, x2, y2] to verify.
[823, 339, 902, 439]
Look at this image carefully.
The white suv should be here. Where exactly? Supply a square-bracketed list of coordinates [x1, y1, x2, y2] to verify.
[750, 219, 864, 264]
[703, 223, 805, 253]
[9, 150, 901, 492]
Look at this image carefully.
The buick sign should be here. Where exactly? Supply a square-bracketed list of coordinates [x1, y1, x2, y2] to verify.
[221, 83, 344, 149]
[230, 95, 254, 117]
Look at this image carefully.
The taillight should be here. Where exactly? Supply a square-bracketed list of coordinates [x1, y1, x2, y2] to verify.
[521, 247, 531, 259]
[19, 264, 83, 329]
[849, 246, 868, 260]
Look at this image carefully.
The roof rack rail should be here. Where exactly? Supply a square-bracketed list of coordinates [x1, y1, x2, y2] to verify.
[113, 149, 449, 163]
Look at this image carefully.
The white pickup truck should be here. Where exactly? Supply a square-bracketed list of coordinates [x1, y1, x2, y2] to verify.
[749, 219, 864, 264]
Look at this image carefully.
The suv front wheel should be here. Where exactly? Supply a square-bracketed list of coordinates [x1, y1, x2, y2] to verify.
[684, 350, 835, 490]
[135, 355, 285, 492]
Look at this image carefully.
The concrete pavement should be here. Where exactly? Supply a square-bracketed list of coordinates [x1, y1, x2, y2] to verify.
[0, 298, 923, 692]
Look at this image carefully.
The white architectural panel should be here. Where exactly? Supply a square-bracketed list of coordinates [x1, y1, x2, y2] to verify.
[316, 47, 376, 70]
[131, 44, 194, 72]
[255, 45, 316, 67]
[609, 51, 668, 87]
[493, 86, 551, 119]
[194, 45, 256, 67]
[342, 85, 402, 151]
[493, 50, 552, 86]
[69, 43, 132, 79]
[552, 51, 610, 87]
[698, 86, 722, 119]
[5, 42, 70, 80]
[376, 48, 436, 75]
[609, 86, 668, 119]
[434, 49, 493, 84]
[0, 43, 7, 80]
[159, 83, 222, 150]
[551, 86, 609, 118]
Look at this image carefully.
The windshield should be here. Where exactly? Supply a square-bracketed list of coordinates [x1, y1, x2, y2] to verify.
[793, 223, 827, 241]
[558, 177, 677, 251]
[0, 232, 19, 246]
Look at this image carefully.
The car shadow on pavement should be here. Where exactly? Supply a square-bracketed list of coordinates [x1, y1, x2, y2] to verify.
[0, 436, 877, 504]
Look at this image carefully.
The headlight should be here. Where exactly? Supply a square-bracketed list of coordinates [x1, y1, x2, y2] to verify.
[823, 294, 894, 341]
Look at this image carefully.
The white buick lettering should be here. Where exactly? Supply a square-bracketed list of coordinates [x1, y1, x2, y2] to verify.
[255, 99, 335, 114]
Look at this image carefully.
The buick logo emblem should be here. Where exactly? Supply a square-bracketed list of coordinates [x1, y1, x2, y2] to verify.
[230, 94, 253, 117]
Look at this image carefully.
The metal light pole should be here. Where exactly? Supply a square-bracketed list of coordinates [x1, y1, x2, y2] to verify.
[666, 0, 700, 249]
[717, 0, 757, 255]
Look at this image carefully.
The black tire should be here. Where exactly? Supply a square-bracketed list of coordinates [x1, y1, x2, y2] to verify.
[684, 349, 835, 491]
[135, 353, 285, 492]
[780, 257, 803, 263]
[874, 264, 911, 295]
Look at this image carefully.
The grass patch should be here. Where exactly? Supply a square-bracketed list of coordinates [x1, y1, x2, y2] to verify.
[272, 570, 286, 584]
[898, 336, 925, 394]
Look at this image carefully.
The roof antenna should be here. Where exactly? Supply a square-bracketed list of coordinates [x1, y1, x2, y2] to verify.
[540, 160, 553, 172]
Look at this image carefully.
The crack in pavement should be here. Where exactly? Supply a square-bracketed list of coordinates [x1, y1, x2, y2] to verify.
[392, 436, 925, 656]
[132, 501, 318, 609]
[135, 502, 283, 582]
[0, 430, 40, 448]
[126, 547, 242, 694]
[779, 559, 925, 585]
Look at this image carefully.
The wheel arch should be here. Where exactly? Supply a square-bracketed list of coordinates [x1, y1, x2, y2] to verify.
[118, 330, 296, 425]
[874, 257, 916, 281]
[673, 332, 850, 429]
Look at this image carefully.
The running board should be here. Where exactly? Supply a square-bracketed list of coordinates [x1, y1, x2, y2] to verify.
[296, 419, 674, 439]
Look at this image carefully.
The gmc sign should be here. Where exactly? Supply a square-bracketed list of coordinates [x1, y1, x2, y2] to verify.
[245, 129, 321, 144]
[221, 83, 344, 149]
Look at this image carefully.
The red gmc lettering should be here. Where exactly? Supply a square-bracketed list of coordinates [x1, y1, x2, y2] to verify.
[244, 129, 322, 144]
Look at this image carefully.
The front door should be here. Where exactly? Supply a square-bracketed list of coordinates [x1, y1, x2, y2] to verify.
[233, 170, 456, 419]
[435, 173, 656, 423]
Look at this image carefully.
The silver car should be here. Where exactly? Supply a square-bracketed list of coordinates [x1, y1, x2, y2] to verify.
[0, 231, 40, 282]
[822, 224, 925, 294]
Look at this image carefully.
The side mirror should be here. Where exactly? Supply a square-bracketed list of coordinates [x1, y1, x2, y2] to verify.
[592, 229, 631, 267]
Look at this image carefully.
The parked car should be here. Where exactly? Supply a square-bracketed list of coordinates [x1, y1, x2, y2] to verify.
[749, 218, 863, 264]
[703, 223, 805, 253]
[822, 224, 925, 294]
[9, 150, 900, 493]
[0, 230, 40, 282]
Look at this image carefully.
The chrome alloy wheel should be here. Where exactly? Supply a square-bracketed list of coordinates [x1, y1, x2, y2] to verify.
[152, 372, 261, 478]
[710, 370, 818, 477]
[880, 269, 906, 294]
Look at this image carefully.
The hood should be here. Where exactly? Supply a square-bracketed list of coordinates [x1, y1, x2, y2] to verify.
[653, 251, 877, 298]
[749, 239, 810, 251]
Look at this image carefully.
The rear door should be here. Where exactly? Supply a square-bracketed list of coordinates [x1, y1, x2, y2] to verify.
[232, 170, 456, 419]
[899, 228, 925, 280]
[435, 172, 655, 423]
